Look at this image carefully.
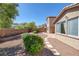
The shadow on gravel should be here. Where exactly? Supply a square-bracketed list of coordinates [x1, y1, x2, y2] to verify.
[39, 48, 55, 56]
[0, 46, 54, 56]
[0, 35, 21, 43]
[0, 45, 24, 56]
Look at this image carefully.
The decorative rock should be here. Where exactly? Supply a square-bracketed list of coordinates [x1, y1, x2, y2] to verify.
[45, 42, 50, 44]
[51, 49, 57, 52]
[16, 51, 21, 54]
[53, 52, 60, 56]
[47, 44, 53, 48]
[22, 53, 26, 56]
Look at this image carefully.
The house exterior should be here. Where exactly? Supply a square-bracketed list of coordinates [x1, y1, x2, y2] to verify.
[47, 3, 79, 50]
[46, 16, 56, 33]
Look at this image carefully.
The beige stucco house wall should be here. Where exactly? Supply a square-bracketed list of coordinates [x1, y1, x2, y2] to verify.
[46, 16, 56, 33]
[54, 4, 79, 50]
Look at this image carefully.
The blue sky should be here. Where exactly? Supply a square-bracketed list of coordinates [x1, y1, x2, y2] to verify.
[14, 3, 71, 26]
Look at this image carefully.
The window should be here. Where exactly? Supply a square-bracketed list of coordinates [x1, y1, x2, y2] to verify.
[56, 23, 61, 33]
[56, 17, 78, 36]
[61, 21, 66, 34]
[56, 21, 66, 34]
[68, 18, 78, 36]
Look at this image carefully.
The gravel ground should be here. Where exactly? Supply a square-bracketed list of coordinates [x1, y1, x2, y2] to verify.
[0, 42, 54, 56]
[0, 38, 25, 56]
[0, 33, 54, 56]
[0, 45, 24, 56]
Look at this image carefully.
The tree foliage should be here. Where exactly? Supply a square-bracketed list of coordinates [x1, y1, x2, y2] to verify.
[0, 3, 18, 28]
[24, 22, 37, 31]
[15, 22, 37, 32]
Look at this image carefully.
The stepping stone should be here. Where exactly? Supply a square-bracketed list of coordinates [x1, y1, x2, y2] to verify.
[52, 49, 57, 51]
[53, 52, 60, 56]
[51, 49, 60, 56]
[45, 42, 50, 44]
[44, 38, 48, 41]
[47, 44, 53, 48]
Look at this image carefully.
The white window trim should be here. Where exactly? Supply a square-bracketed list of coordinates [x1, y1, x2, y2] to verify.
[78, 17, 79, 36]
[55, 24, 56, 33]
[56, 32, 79, 39]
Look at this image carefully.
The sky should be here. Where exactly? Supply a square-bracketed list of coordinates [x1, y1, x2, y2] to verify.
[14, 3, 71, 26]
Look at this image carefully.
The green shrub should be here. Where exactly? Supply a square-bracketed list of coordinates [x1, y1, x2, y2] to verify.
[32, 28, 39, 34]
[32, 31, 37, 34]
[22, 33, 44, 55]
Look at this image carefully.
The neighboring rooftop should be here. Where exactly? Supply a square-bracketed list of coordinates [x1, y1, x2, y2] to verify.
[47, 16, 57, 18]
[46, 16, 57, 20]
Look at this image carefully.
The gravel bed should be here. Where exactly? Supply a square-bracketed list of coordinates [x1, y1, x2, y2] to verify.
[0, 33, 54, 56]
[0, 45, 54, 56]
[0, 45, 25, 56]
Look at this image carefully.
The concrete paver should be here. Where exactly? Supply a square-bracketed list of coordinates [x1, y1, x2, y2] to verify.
[48, 38, 79, 56]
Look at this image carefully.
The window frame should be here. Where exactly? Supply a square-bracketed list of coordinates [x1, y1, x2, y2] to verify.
[56, 22, 61, 33]
[55, 16, 79, 39]
[56, 21, 66, 34]
[67, 17, 78, 36]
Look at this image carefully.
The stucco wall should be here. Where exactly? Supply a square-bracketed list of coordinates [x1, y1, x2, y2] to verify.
[57, 8, 79, 23]
[55, 7, 79, 50]
[55, 34, 79, 50]
[47, 18, 50, 33]
[47, 17, 55, 33]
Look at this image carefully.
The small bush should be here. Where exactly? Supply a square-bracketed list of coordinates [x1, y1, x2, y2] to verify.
[22, 33, 44, 55]
[32, 31, 37, 34]
[32, 28, 39, 34]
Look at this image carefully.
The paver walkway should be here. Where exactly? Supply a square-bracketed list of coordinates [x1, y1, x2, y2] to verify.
[47, 36, 79, 56]
[41, 33, 79, 56]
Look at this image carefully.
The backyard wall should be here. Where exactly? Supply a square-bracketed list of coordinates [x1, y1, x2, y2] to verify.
[0, 29, 28, 37]
[39, 27, 46, 32]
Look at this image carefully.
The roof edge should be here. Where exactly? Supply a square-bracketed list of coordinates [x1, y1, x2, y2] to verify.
[53, 3, 79, 24]
[46, 16, 57, 20]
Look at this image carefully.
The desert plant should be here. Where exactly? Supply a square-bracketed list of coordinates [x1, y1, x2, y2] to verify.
[22, 33, 44, 55]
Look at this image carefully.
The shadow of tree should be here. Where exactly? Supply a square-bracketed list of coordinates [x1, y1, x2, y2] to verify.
[0, 45, 23, 56]
[26, 48, 55, 56]
[0, 35, 21, 43]
[0, 46, 54, 56]
[39, 48, 55, 56]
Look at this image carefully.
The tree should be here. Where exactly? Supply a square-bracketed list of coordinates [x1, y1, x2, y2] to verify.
[15, 25, 25, 29]
[24, 22, 37, 31]
[0, 3, 18, 28]
[38, 24, 46, 28]
[15, 22, 37, 32]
